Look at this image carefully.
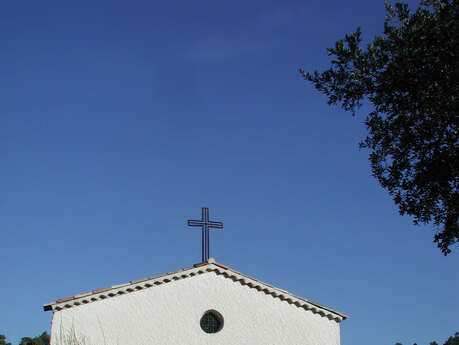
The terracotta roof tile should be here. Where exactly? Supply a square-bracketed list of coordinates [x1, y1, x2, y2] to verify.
[193, 262, 207, 268]
[215, 262, 229, 269]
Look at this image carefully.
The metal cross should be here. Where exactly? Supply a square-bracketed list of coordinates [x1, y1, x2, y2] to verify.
[187, 207, 223, 262]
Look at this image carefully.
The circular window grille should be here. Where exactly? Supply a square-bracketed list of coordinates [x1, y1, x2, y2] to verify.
[200, 310, 223, 333]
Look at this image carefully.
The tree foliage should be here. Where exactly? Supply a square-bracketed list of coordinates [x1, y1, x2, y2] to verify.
[19, 333, 50, 345]
[0, 335, 12, 345]
[395, 333, 459, 345]
[301, 0, 458, 254]
[444, 333, 459, 345]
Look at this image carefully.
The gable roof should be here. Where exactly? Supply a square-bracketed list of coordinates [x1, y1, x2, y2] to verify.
[43, 258, 348, 322]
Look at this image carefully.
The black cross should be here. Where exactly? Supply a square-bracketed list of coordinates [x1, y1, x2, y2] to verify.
[187, 207, 223, 262]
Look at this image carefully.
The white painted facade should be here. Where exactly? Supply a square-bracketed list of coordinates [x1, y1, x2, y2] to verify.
[47, 262, 346, 345]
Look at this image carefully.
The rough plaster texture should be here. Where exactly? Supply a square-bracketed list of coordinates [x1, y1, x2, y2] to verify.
[51, 271, 340, 345]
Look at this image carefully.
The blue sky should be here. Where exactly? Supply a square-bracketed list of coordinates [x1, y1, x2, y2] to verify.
[1, 1, 458, 345]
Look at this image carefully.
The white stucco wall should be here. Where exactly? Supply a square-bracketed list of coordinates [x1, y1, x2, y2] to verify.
[51, 271, 340, 345]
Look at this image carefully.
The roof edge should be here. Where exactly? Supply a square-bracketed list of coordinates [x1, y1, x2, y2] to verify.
[43, 261, 348, 321]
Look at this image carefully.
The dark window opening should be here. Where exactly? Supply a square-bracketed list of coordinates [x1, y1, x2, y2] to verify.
[200, 310, 223, 333]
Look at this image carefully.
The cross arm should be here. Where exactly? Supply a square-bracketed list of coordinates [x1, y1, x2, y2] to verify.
[208, 221, 223, 229]
[188, 220, 204, 227]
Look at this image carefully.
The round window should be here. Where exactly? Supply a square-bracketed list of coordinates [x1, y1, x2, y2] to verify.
[200, 310, 224, 333]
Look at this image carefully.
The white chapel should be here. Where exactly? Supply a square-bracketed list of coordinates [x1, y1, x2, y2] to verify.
[44, 209, 348, 345]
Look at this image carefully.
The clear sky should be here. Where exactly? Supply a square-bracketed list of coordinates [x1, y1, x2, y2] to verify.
[1, 1, 458, 345]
